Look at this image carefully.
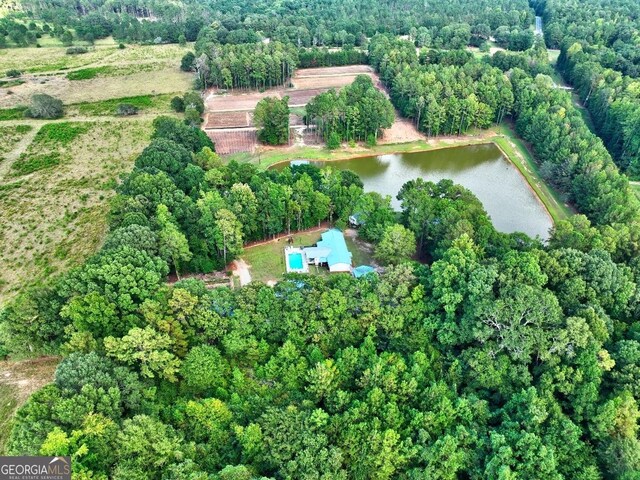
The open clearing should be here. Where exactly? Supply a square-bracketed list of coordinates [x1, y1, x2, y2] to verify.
[241, 226, 375, 284]
[204, 65, 421, 154]
[0, 41, 190, 304]
[0, 43, 193, 108]
[0, 69, 192, 108]
[0, 119, 154, 305]
[0, 356, 58, 454]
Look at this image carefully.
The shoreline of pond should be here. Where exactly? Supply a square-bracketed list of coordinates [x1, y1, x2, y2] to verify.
[269, 142, 556, 239]
[268, 138, 559, 229]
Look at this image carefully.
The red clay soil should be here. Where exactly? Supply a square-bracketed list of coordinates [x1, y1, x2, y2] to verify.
[207, 130, 258, 155]
[204, 111, 251, 128]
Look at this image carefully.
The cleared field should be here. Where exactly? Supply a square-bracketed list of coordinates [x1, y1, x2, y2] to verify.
[0, 69, 192, 108]
[0, 125, 32, 160]
[0, 356, 58, 454]
[207, 91, 282, 112]
[0, 43, 191, 74]
[204, 111, 251, 128]
[288, 88, 329, 106]
[0, 119, 154, 304]
[295, 65, 374, 77]
[0, 46, 115, 73]
[208, 129, 259, 155]
[205, 66, 389, 154]
[292, 73, 376, 90]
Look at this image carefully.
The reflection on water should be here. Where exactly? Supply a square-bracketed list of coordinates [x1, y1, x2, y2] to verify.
[276, 144, 553, 239]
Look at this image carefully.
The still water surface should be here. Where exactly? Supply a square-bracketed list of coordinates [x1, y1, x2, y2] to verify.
[276, 143, 553, 239]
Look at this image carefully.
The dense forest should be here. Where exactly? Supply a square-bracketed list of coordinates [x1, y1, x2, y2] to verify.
[531, 0, 640, 179]
[6, 0, 535, 46]
[3, 40, 640, 474]
[532, 0, 640, 77]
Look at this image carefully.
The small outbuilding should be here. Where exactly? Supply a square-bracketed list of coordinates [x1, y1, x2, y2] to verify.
[352, 265, 376, 278]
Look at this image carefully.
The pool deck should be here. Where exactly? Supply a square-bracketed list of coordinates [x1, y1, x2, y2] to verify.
[284, 247, 309, 274]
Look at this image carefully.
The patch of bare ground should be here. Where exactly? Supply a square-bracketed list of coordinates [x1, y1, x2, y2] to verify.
[230, 259, 252, 287]
[295, 65, 374, 76]
[0, 356, 59, 453]
[291, 73, 377, 90]
[0, 119, 154, 305]
[207, 129, 259, 155]
[379, 116, 424, 144]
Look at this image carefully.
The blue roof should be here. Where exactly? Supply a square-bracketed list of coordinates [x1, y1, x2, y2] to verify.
[303, 246, 332, 262]
[317, 229, 352, 267]
[353, 265, 376, 278]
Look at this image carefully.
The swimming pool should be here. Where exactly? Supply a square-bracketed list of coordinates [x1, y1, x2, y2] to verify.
[288, 252, 304, 269]
[285, 247, 309, 273]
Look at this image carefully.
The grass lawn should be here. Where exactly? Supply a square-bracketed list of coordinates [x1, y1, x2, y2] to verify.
[242, 229, 375, 283]
[345, 234, 375, 267]
[242, 231, 323, 284]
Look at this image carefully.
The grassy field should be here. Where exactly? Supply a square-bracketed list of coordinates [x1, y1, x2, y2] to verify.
[0, 124, 31, 159]
[0, 119, 154, 304]
[0, 357, 58, 454]
[0, 43, 193, 109]
[0, 42, 191, 74]
[66, 93, 177, 117]
[0, 38, 195, 303]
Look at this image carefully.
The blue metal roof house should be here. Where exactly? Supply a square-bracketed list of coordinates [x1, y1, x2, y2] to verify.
[303, 229, 353, 273]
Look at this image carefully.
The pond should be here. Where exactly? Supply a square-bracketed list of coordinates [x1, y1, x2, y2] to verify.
[276, 143, 553, 239]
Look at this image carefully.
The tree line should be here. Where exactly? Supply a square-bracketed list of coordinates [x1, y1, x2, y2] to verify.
[529, 0, 640, 179]
[7, 0, 539, 50]
[189, 41, 298, 90]
[369, 35, 514, 136]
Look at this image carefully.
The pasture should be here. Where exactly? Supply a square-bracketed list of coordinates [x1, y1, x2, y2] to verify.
[0, 119, 154, 304]
[0, 43, 193, 108]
